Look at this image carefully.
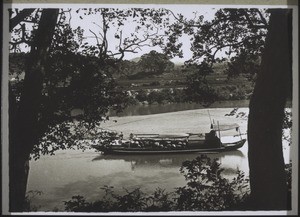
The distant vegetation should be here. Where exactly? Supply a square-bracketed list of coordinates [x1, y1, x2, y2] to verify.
[9, 51, 255, 108]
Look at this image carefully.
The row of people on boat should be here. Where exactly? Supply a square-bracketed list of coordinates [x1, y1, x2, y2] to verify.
[107, 138, 189, 149]
[99, 130, 219, 149]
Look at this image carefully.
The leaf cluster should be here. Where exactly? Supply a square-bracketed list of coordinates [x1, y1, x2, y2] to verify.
[164, 8, 268, 67]
[184, 63, 218, 106]
[137, 50, 175, 75]
[64, 186, 176, 212]
[175, 155, 249, 211]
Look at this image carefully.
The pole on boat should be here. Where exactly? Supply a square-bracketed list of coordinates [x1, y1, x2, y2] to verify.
[238, 127, 242, 140]
[207, 110, 213, 129]
[217, 121, 221, 148]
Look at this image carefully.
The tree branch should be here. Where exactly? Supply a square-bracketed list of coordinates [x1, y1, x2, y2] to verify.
[9, 23, 31, 50]
[89, 29, 101, 46]
[242, 10, 268, 29]
[255, 9, 268, 26]
[9, 9, 35, 32]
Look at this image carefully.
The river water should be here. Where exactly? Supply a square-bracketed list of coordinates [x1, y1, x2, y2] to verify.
[27, 103, 291, 212]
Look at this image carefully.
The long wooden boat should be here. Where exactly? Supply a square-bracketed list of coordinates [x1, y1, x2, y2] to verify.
[91, 123, 246, 155]
[92, 139, 246, 155]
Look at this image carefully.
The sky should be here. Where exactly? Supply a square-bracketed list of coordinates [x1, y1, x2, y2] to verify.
[8, 4, 220, 63]
[7, 4, 287, 63]
[68, 5, 221, 63]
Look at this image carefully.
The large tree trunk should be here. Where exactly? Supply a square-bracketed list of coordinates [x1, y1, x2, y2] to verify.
[248, 9, 292, 210]
[9, 9, 59, 212]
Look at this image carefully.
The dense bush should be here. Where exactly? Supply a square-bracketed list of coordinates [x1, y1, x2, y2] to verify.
[127, 82, 253, 105]
[135, 90, 148, 102]
[175, 155, 250, 211]
[132, 88, 187, 104]
[214, 84, 253, 101]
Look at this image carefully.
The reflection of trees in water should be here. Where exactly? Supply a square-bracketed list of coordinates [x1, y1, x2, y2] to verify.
[92, 151, 245, 173]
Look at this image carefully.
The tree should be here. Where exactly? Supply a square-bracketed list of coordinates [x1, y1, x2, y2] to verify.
[137, 50, 175, 75]
[184, 62, 217, 105]
[9, 9, 59, 212]
[247, 9, 292, 210]
[225, 51, 260, 81]
[114, 60, 138, 79]
[165, 8, 292, 209]
[8, 7, 172, 211]
[164, 8, 268, 65]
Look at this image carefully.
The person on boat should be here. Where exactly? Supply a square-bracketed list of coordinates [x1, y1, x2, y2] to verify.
[206, 130, 221, 147]
[209, 130, 216, 136]
[129, 133, 136, 140]
[119, 132, 124, 140]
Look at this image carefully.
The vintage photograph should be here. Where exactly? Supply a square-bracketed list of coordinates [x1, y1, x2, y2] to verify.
[2, 1, 298, 215]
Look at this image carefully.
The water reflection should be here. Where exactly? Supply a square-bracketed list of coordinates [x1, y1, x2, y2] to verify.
[92, 151, 245, 174]
[28, 147, 248, 211]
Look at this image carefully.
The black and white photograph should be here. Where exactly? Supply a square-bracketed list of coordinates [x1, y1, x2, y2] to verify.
[1, 0, 299, 215]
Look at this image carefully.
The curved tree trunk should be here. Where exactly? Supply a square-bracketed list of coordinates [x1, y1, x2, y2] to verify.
[248, 9, 292, 210]
[9, 9, 59, 212]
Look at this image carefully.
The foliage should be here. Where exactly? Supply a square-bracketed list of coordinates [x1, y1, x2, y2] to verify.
[175, 155, 250, 211]
[147, 91, 165, 104]
[214, 84, 253, 100]
[225, 108, 248, 119]
[114, 60, 139, 79]
[132, 88, 187, 104]
[164, 8, 268, 65]
[135, 89, 148, 102]
[185, 72, 218, 106]
[161, 8, 269, 106]
[283, 110, 292, 130]
[285, 162, 292, 210]
[9, 8, 176, 160]
[31, 121, 120, 160]
[137, 50, 175, 75]
[225, 51, 260, 81]
[64, 187, 176, 212]
[282, 110, 292, 145]
[10, 52, 130, 160]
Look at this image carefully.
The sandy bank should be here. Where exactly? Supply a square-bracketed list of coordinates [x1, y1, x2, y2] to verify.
[100, 108, 249, 138]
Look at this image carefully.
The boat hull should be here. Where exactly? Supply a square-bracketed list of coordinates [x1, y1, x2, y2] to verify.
[92, 139, 246, 155]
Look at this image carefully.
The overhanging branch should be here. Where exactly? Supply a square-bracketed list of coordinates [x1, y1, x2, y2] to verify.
[9, 9, 35, 32]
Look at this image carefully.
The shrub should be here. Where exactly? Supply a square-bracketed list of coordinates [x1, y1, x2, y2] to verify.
[135, 90, 148, 102]
[174, 155, 250, 211]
